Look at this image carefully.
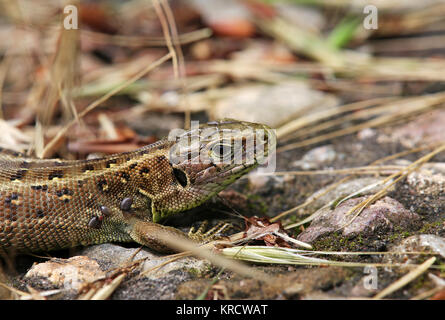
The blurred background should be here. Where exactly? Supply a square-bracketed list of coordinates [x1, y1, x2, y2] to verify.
[0, 0, 444, 159]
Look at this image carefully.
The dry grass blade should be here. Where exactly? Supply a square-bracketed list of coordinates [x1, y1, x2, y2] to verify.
[358, 56, 445, 81]
[154, 231, 274, 283]
[373, 257, 436, 300]
[273, 230, 312, 249]
[220, 246, 438, 269]
[0, 119, 32, 151]
[411, 287, 443, 300]
[0, 281, 26, 297]
[380, 143, 445, 163]
[339, 143, 445, 230]
[269, 165, 404, 176]
[0, 281, 62, 300]
[0, 50, 13, 119]
[152, 0, 179, 79]
[371, 34, 445, 54]
[41, 52, 173, 158]
[20, 288, 63, 300]
[273, 176, 351, 223]
[78, 74, 224, 98]
[276, 96, 396, 140]
[221, 246, 330, 266]
[279, 99, 410, 143]
[257, 17, 345, 69]
[155, 0, 191, 128]
[283, 178, 392, 230]
[278, 93, 445, 153]
[411, 274, 445, 299]
[258, 15, 445, 81]
[34, 23, 80, 158]
[227, 225, 312, 249]
[139, 252, 191, 277]
[98, 113, 119, 140]
[82, 28, 212, 47]
[89, 273, 126, 300]
[79, 258, 144, 300]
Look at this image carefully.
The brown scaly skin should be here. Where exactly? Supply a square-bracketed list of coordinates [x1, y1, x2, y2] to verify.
[0, 120, 275, 254]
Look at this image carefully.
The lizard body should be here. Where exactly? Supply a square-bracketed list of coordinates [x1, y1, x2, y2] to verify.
[0, 120, 275, 253]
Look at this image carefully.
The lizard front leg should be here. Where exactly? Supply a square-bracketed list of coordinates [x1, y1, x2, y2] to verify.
[127, 219, 230, 253]
[128, 219, 189, 253]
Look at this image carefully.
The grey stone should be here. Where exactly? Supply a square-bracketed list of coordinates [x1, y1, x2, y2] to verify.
[384, 234, 445, 265]
[292, 145, 338, 170]
[297, 196, 421, 243]
[24, 256, 105, 290]
[406, 163, 445, 196]
[301, 177, 386, 214]
[79, 243, 210, 280]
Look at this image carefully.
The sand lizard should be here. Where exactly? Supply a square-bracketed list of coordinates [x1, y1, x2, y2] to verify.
[0, 120, 275, 254]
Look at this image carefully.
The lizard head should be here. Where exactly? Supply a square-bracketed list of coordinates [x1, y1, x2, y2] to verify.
[151, 119, 276, 222]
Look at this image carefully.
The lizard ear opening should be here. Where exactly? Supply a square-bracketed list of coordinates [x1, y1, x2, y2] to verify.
[173, 168, 188, 187]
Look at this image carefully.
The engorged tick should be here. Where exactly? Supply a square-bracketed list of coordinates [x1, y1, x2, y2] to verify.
[88, 216, 102, 229]
[120, 197, 133, 211]
[100, 205, 111, 216]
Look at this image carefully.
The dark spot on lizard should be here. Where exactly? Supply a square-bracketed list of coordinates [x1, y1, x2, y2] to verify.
[9, 169, 27, 181]
[83, 164, 94, 172]
[97, 179, 109, 192]
[122, 172, 130, 181]
[139, 167, 150, 175]
[105, 159, 117, 168]
[129, 163, 137, 169]
[56, 188, 73, 202]
[115, 171, 130, 183]
[138, 149, 150, 156]
[48, 170, 64, 180]
[36, 210, 44, 218]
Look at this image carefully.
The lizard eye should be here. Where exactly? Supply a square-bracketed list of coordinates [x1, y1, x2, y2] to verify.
[173, 168, 188, 187]
[210, 142, 233, 162]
